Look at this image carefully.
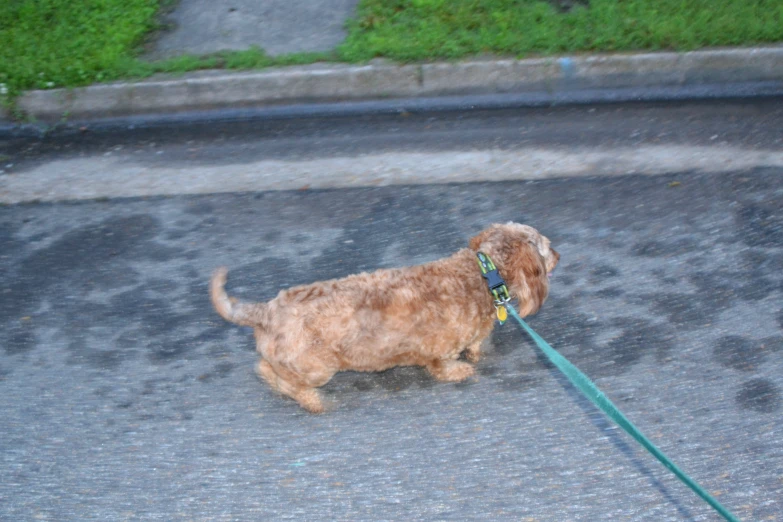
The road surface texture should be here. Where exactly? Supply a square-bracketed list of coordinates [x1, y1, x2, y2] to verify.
[1, 101, 782, 520]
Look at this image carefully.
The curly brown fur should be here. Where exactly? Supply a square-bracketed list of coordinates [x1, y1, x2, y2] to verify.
[210, 222, 559, 413]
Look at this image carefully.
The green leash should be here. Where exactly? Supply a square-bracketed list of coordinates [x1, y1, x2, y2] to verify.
[506, 305, 740, 522]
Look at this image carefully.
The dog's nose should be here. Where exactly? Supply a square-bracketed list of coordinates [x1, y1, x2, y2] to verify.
[551, 248, 560, 264]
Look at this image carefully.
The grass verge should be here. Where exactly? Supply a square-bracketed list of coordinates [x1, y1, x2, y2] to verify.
[1, 0, 782, 106]
[339, 0, 783, 61]
[1, 0, 159, 98]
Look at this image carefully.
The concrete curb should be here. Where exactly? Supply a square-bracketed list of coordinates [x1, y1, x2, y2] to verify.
[4, 46, 783, 125]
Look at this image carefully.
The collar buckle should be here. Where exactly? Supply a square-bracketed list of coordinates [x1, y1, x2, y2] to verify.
[476, 252, 511, 306]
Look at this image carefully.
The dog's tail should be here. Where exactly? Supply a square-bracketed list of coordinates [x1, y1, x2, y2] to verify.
[210, 267, 268, 328]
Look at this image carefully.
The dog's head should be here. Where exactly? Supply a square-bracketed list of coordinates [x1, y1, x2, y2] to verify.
[469, 222, 560, 316]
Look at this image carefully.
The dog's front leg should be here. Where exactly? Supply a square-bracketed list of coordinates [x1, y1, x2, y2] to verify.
[465, 327, 493, 363]
[465, 340, 483, 363]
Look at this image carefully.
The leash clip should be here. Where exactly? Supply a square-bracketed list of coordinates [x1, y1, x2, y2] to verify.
[493, 293, 511, 306]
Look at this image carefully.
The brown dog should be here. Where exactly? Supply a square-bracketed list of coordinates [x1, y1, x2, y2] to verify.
[210, 222, 559, 412]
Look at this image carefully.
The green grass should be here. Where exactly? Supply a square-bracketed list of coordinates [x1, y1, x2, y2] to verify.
[0, 0, 160, 97]
[1, 0, 782, 104]
[339, 0, 783, 61]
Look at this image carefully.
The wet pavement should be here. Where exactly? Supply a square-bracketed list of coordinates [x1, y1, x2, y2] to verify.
[1, 101, 782, 520]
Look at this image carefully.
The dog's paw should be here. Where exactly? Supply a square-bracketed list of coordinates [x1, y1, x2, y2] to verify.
[447, 361, 476, 381]
[429, 360, 475, 382]
[299, 392, 326, 414]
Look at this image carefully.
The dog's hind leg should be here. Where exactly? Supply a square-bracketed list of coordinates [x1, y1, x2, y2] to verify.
[256, 359, 326, 413]
[426, 359, 475, 382]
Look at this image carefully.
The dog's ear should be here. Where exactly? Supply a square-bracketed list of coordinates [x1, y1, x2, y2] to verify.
[506, 242, 550, 317]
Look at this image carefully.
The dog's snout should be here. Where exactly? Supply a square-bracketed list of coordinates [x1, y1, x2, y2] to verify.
[547, 247, 560, 275]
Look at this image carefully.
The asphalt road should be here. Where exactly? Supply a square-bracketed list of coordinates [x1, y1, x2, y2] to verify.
[1, 101, 782, 520]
